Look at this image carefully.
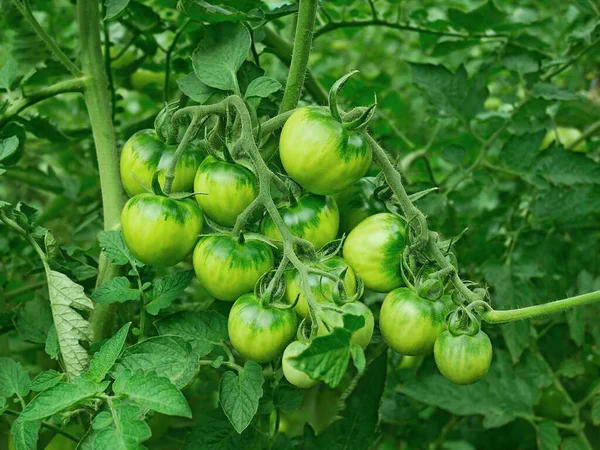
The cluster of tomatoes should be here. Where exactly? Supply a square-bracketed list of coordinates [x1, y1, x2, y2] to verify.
[118, 105, 492, 387]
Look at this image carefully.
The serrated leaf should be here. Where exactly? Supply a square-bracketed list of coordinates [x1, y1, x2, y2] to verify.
[245, 76, 281, 98]
[46, 270, 93, 378]
[273, 384, 303, 413]
[155, 311, 228, 358]
[21, 377, 107, 421]
[532, 83, 579, 101]
[448, 1, 505, 32]
[105, 0, 131, 20]
[92, 277, 140, 305]
[219, 361, 264, 433]
[536, 420, 560, 450]
[14, 296, 53, 344]
[11, 419, 40, 450]
[146, 270, 194, 315]
[0, 136, 20, 162]
[88, 323, 131, 383]
[93, 400, 152, 450]
[176, 73, 217, 104]
[31, 370, 63, 392]
[290, 328, 352, 388]
[0, 357, 31, 399]
[114, 370, 192, 418]
[0, 58, 18, 91]
[183, 410, 258, 450]
[45, 324, 59, 360]
[111, 336, 196, 388]
[500, 131, 546, 172]
[98, 230, 137, 266]
[192, 22, 251, 91]
[562, 437, 589, 450]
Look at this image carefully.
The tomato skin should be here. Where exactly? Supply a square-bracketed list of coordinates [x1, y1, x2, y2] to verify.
[193, 235, 274, 301]
[333, 177, 387, 235]
[194, 156, 258, 227]
[120, 130, 203, 197]
[434, 329, 492, 385]
[379, 288, 447, 356]
[228, 293, 298, 363]
[282, 341, 318, 389]
[343, 213, 406, 292]
[341, 301, 374, 348]
[540, 127, 587, 152]
[121, 193, 203, 267]
[279, 106, 372, 195]
[284, 256, 356, 318]
[261, 194, 339, 250]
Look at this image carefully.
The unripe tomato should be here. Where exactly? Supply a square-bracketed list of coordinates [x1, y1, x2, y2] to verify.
[333, 177, 387, 235]
[282, 341, 318, 389]
[483, 96, 503, 110]
[379, 288, 447, 356]
[120, 129, 203, 197]
[279, 106, 372, 195]
[261, 194, 339, 251]
[343, 213, 406, 292]
[539, 127, 587, 152]
[121, 193, 203, 266]
[284, 256, 356, 318]
[193, 235, 274, 301]
[340, 301, 374, 348]
[228, 293, 298, 363]
[194, 156, 258, 227]
[434, 329, 492, 385]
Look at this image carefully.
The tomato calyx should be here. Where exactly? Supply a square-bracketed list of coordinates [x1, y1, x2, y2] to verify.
[154, 101, 181, 145]
[328, 71, 376, 131]
[447, 308, 480, 337]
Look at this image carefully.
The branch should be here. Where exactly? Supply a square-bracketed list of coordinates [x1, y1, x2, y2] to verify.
[542, 37, 600, 82]
[0, 78, 85, 129]
[567, 119, 600, 150]
[314, 19, 507, 40]
[4, 410, 80, 443]
[279, 0, 319, 113]
[12, 0, 82, 77]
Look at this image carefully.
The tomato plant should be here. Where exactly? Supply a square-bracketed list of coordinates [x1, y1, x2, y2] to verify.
[333, 176, 387, 235]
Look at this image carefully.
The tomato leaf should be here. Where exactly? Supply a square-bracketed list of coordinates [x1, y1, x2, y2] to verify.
[87, 322, 131, 383]
[219, 361, 264, 433]
[183, 410, 258, 449]
[92, 277, 140, 305]
[98, 230, 139, 267]
[0, 357, 31, 399]
[90, 400, 152, 450]
[11, 419, 40, 450]
[30, 370, 63, 392]
[145, 270, 195, 315]
[244, 76, 281, 98]
[113, 369, 192, 418]
[536, 420, 561, 450]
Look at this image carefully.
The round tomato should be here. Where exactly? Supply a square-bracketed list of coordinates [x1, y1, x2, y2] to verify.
[193, 235, 274, 301]
[343, 213, 406, 292]
[333, 177, 387, 235]
[261, 194, 339, 250]
[284, 256, 356, 318]
[340, 301, 374, 348]
[540, 127, 587, 152]
[120, 129, 203, 197]
[121, 193, 203, 267]
[282, 341, 318, 389]
[434, 329, 493, 385]
[279, 106, 372, 195]
[194, 156, 258, 227]
[228, 293, 298, 363]
[379, 287, 447, 356]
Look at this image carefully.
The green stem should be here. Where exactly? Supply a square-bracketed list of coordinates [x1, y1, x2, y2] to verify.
[0, 78, 86, 129]
[4, 410, 80, 443]
[482, 290, 600, 323]
[542, 37, 600, 81]
[278, 0, 319, 113]
[567, 119, 600, 151]
[164, 19, 190, 103]
[77, 0, 125, 340]
[12, 0, 82, 77]
[4, 281, 45, 300]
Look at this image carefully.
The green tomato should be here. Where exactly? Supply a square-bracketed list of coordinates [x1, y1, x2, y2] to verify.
[534, 386, 573, 421]
[193, 235, 274, 301]
[120, 129, 203, 197]
[228, 293, 298, 363]
[379, 287, 447, 356]
[343, 213, 406, 292]
[279, 106, 372, 195]
[121, 193, 203, 266]
[539, 127, 587, 152]
[333, 177, 387, 235]
[284, 256, 356, 318]
[434, 329, 493, 385]
[340, 301, 374, 348]
[483, 96, 503, 110]
[261, 194, 339, 250]
[282, 341, 318, 389]
[194, 156, 258, 227]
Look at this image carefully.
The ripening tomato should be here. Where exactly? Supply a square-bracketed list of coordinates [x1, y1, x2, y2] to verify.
[261, 194, 339, 250]
[120, 129, 203, 196]
[282, 341, 318, 389]
[379, 288, 447, 356]
[194, 156, 258, 227]
[279, 106, 372, 195]
[284, 256, 356, 318]
[539, 127, 587, 152]
[121, 193, 203, 266]
[333, 177, 387, 235]
[193, 235, 274, 301]
[343, 213, 406, 292]
[228, 293, 298, 363]
[434, 329, 493, 385]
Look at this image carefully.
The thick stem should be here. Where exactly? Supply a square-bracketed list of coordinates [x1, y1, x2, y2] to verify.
[78, 0, 125, 340]
[278, 0, 319, 113]
[0, 78, 85, 129]
[482, 290, 600, 323]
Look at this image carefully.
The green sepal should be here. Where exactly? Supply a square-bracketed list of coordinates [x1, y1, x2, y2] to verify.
[167, 190, 207, 200]
[408, 187, 439, 203]
[328, 70, 359, 122]
[344, 94, 377, 131]
[154, 101, 181, 145]
[417, 278, 444, 302]
[151, 171, 166, 197]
